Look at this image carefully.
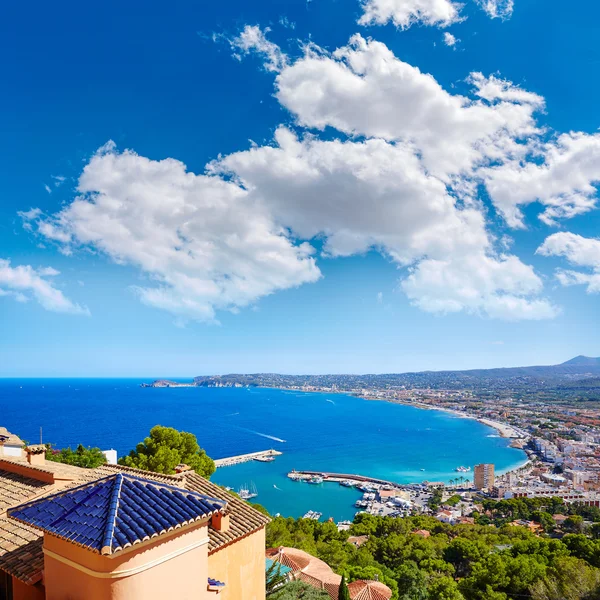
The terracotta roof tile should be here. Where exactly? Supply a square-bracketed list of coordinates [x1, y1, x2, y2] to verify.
[0, 460, 268, 584]
[348, 580, 392, 600]
[0, 469, 51, 514]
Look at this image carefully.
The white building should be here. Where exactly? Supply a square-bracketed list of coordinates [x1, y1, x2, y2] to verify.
[0, 427, 24, 457]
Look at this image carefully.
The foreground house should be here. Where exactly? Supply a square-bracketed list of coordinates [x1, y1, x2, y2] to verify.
[266, 546, 391, 600]
[0, 446, 269, 600]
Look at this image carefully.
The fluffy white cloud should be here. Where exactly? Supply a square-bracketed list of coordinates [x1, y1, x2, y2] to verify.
[537, 232, 600, 293]
[443, 32, 458, 46]
[0, 259, 89, 315]
[476, 0, 514, 20]
[226, 25, 287, 72]
[402, 253, 559, 319]
[483, 132, 600, 227]
[215, 127, 557, 319]
[23, 143, 320, 323]
[275, 35, 542, 179]
[358, 0, 463, 29]
[25, 31, 565, 323]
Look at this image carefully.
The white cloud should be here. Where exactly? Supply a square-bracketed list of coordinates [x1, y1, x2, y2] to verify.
[25, 144, 320, 323]
[25, 32, 566, 323]
[483, 132, 600, 227]
[0, 259, 89, 315]
[227, 25, 287, 72]
[476, 0, 514, 20]
[443, 32, 458, 46]
[537, 232, 600, 293]
[215, 128, 557, 320]
[377, 291, 383, 303]
[402, 253, 559, 319]
[44, 184, 52, 194]
[275, 35, 542, 180]
[358, 0, 463, 29]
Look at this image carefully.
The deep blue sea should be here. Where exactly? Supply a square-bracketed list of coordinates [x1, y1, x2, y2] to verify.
[0, 379, 526, 521]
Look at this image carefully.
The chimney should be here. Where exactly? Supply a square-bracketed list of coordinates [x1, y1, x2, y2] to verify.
[25, 444, 46, 466]
[0, 435, 8, 457]
[175, 464, 192, 474]
[211, 511, 230, 532]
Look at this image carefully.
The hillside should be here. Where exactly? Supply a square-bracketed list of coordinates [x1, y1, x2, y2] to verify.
[191, 356, 600, 398]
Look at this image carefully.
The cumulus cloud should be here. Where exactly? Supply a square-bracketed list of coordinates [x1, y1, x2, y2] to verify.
[24, 32, 566, 323]
[358, 0, 463, 29]
[537, 232, 600, 294]
[443, 32, 459, 47]
[23, 143, 320, 323]
[0, 259, 89, 315]
[476, 0, 514, 20]
[215, 128, 557, 320]
[226, 25, 287, 72]
[483, 132, 600, 227]
[275, 35, 542, 179]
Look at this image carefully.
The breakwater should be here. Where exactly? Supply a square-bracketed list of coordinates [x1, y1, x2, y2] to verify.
[289, 470, 404, 488]
[214, 449, 282, 467]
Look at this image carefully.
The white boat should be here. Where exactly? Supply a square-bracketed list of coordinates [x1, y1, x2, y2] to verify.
[454, 466, 471, 472]
[238, 482, 258, 500]
[302, 510, 322, 520]
[307, 475, 324, 484]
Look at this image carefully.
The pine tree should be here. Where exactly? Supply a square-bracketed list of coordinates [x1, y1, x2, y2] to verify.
[338, 574, 350, 600]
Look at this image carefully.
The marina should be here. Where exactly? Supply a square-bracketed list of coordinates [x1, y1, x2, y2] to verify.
[288, 470, 404, 489]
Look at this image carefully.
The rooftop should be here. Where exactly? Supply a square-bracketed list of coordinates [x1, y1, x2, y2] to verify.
[8, 472, 225, 555]
[0, 458, 269, 584]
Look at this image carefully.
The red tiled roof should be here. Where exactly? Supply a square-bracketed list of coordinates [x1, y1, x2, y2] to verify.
[348, 580, 392, 600]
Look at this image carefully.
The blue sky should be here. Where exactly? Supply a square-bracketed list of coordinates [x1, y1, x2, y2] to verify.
[1, 0, 599, 377]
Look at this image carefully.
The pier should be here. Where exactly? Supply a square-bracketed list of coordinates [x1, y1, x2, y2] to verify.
[288, 470, 404, 488]
[214, 449, 282, 467]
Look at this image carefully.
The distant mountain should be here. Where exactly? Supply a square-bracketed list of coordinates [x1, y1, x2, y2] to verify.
[190, 356, 600, 397]
[561, 356, 600, 367]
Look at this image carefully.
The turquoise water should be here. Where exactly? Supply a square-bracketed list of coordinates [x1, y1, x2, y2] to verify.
[0, 379, 525, 521]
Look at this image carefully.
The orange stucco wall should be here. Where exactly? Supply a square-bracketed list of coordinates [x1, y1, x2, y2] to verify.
[208, 528, 266, 600]
[43, 521, 210, 600]
[11, 578, 45, 600]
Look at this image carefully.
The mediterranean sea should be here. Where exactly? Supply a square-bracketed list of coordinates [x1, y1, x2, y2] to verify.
[0, 379, 526, 521]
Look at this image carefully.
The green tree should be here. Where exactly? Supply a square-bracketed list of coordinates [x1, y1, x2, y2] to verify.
[266, 560, 288, 596]
[563, 515, 585, 534]
[46, 444, 107, 468]
[118, 425, 215, 478]
[338, 574, 350, 600]
[530, 556, 600, 600]
[427, 576, 465, 600]
[271, 581, 329, 599]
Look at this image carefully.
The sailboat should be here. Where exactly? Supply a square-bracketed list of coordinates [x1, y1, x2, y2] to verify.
[238, 482, 258, 500]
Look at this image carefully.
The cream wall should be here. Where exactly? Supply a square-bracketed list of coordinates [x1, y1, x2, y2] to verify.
[43, 521, 210, 600]
[208, 528, 266, 600]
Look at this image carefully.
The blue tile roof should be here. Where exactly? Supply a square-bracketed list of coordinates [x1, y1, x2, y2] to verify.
[8, 473, 225, 555]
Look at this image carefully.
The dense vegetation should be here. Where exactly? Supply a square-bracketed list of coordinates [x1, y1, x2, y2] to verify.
[118, 425, 215, 478]
[266, 512, 600, 600]
[46, 443, 107, 468]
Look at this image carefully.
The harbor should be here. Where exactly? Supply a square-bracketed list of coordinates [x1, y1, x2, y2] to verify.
[214, 448, 282, 467]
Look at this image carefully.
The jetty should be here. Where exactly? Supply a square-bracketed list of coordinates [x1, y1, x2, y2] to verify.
[288, 470, 403, 488]
[214, 449, 282, 468]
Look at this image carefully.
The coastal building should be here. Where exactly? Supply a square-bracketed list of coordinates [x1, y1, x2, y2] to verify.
[265, 546, 391, 600]
[474, 463, 495, 490]
[0, 446, 269, 600]
[0, 429, 24, 459]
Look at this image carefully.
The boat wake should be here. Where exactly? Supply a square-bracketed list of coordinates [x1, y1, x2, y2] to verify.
[273, 485, 282, 490]
[226, 412, 240, 417]
[240, 428, 286, 443]
[326, 399, 335, 405]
